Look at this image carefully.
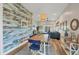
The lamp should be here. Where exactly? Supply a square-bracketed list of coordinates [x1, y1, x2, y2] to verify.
[40, 12, 47, 22]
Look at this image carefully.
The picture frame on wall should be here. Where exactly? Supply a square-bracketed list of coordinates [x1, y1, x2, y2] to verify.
[70, 19, 79, 31]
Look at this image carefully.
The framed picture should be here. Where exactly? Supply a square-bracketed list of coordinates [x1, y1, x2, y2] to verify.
[70, 19, 79, 31]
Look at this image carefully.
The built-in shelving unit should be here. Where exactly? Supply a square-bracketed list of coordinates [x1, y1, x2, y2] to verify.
[3, 3, 33, 54]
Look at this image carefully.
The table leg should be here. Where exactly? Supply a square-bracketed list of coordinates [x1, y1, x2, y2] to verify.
[44, 42, 46, 54]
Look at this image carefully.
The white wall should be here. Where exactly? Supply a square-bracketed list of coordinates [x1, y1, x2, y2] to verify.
[57, 3, 79, 37]
[0, 4, 3, 54]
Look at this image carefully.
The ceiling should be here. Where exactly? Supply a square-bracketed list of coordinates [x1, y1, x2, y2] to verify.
[22, 3, 68, 21]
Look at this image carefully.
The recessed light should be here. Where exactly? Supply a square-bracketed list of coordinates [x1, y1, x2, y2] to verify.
[53, 13, 57, 16]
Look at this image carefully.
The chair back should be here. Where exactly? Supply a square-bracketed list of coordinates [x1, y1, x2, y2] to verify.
[28, 39, 41, 45]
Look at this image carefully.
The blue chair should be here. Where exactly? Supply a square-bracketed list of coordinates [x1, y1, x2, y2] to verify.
[28, 39, 41, 54]
[29, 44, 40, 50]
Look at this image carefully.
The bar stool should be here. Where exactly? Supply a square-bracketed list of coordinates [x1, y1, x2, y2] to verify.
[28, 39, 41, 55]
[40, 34, 50, 55]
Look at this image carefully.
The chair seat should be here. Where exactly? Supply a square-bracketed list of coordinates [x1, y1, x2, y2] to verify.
[29, 44, 40, 50]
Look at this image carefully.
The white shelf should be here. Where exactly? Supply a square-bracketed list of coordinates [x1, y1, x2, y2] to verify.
[4, 40, 28, 55]
[3, 5, 32, 19]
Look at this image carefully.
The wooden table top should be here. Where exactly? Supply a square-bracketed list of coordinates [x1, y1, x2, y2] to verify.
[30, 34, 48, 42]
[31, 34, 44, 41]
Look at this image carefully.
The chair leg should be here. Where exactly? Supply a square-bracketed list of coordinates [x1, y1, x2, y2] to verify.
[31, 50, 38, 55]
[41, 42, 50, 55]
